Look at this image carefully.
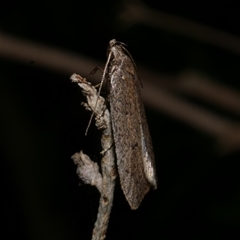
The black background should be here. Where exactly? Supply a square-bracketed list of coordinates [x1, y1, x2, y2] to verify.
[1, 1, 240, 239]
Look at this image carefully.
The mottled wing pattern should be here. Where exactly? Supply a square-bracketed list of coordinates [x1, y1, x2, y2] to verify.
[108, 43, 157, 209]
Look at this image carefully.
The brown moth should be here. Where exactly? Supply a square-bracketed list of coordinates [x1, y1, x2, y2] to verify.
[101, 39, 157, 209]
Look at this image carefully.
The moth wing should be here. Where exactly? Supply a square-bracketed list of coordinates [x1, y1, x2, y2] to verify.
[139, 107, 157, 189]
[109, 55, 157, 209]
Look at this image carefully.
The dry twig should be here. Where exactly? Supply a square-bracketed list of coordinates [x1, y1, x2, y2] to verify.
[70, 73, 116, 240]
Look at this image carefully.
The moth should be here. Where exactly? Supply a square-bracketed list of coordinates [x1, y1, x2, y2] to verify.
[101, 39, 157, 209]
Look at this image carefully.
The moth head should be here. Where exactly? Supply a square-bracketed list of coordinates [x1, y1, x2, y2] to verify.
[107, 39, 128, 56]
[109, 39, 127, 48]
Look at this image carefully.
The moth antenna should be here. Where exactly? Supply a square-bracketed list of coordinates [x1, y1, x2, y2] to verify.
[85, 51, 113, 135]
[121, 45, 142, 87]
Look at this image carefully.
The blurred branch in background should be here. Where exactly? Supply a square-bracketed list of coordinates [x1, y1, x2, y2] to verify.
[141, 74, 240, 155]
[119, 0, 240, 55]
[1, 30, 240, 154]
[0, 32, 99, 76]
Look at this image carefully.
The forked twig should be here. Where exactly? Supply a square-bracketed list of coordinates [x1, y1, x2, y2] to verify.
[70, 73, 116, 240]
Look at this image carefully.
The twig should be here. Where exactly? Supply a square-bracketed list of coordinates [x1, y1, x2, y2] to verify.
[70, 73, 116, 240]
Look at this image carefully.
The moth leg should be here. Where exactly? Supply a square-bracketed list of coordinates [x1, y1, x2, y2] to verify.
[88, 66, 104, 76]
[84, 66, 106, 92]
[85, 66, 104, 87]
[73, 67, 104, 87]
[100, 141, 114, 156]
[95, 82, 102, 88]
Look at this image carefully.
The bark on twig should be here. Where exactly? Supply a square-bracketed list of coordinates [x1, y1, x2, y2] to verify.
[70, 73, 116, 240]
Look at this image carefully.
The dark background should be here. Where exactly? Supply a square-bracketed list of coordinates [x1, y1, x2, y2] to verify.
[1, 1, 240, 239]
